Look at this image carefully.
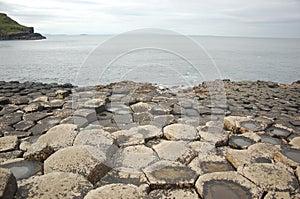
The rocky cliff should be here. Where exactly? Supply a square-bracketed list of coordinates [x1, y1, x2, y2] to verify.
[0, 13, 46, 40]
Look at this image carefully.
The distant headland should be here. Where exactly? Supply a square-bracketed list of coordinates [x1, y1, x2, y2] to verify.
[0, 13, 46, 40]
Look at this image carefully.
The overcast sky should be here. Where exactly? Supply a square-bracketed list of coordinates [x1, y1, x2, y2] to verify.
[1, 0, 300, 37]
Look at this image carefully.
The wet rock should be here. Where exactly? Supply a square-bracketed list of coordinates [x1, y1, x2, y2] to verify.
[274, 148, 300, 168]
[113, 145, 158, 170]
[0, 168, 17, 199]
[238, 163, 299, 192]
[0, 150, 23, 163]
[1, 158, 42, 180]
[0, 97, 10, 105]
[0, 136, 18, 152]
[24, 142, 54, 162]
[195, 171, 263, 199]
[96, 168, 148, 187]
[13, 120, 35, 131]
[266, 124, 294, 139]
[44, 145, 111, 184]
[153, 140, 195, 164]
[35, 124, 78, 151]
[23, 112, 50, 122]
[16, 172, 93, 199]
[163, 124, 199, 141]
[149, 188, 200, 199]
[189, 155, 234, 175]
[260, 134, 283, 145]
[84, 183, 145, 199]
[0, 112, 22, 126]
[228, 135, 256, 149]
[143, 161, 198, 189]
[29, 116, 61, 135]
[226, 143, 280, 169]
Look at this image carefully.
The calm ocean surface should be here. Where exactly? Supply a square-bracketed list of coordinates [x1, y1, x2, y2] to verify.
[0, 35, 299, 86]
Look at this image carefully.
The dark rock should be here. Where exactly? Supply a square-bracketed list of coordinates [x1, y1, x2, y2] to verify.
[0, 168, 17, 199]
[0, 97, 10, 105]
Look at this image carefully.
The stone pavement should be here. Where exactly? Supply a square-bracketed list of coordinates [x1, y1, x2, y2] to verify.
[0, 80, 299, 198]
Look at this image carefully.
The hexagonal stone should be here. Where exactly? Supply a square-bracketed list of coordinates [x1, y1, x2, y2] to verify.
[266, 124, 294, 139]
[149, 188, 200, 199]
[16, 172, 93, 199]
[113, 145, 158, 170]
[163, 124, 199, 141]
[73, 128, 115, 155]
[44, 145, 111, 184]
[0, 150, 23, 163]
[13, 120, 35, 131]
[228, 135, 256, 149]
[49, 99, 64, 108]
[0, 136, 18, 152]
[55, 89, 70, 99]
[274, 148, 300, 168]
[0, 97, 10, 105]
[96, 168, 148, 187]
[226, 143, 280, 169]
[189, 155, 234, 175]
[28, 116, 61, 135]
[195, 171, 263, 199]
[84, 183, 145, 199]
[224, 116, 266, 134]
[112, 125, 162, 147]
[1, 158, 42, 180]
[0, 112, 22, 126]
[23, 142, 54, 162]
[23, 103, 43, 113]
[23, 112, 50, 122]
[130, 102, 151, 112]
[74, 108, 97, 123]
[0, 168, 17, 199]
[36, 124, 78, 151]
[143, 161, 198, 189]
[153, 140, 196, 164]
[152, 115, 176, 128]
[83, 98, 106, 113]
[238, 163, 299, 192]
[133, 112, 153, 125]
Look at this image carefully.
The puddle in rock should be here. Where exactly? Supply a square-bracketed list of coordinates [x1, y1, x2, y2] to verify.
[1, 160, 42, 180]
[240, 121, 263, 131]
[203, 180, 252, 199]
[229, 136, 255, 149]
[282, 149, 300, 163]
[200, 161, 234, 174]
[260, 134, 282, 145]
[267, 127, 292, 138]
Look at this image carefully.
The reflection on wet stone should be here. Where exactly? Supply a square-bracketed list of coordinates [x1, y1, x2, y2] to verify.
[203, 180, 252, 199]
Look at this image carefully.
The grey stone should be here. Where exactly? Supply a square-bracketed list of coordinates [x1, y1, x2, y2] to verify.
[13, 120, 35, 131]
[23, 103, 43, 113]
[149, 188, 200, 199]
[0, 97, 10, 105]
[1, 158, 42, 180]
[238, 163, 299, 192]
[44, 145, 111, 184]
[264, 192, 291, 199]
[24, 142, 54, 162]
[0, 168, 17, 199]
[23, 112, 50, 122]
[163, 124, 199, 141]
[131, 102, 151, 113]
[195, 171, 263, 199]
[84, 183, 145, 199]
[74, 108, 97, 123]
[36, 124, 78, 151]
[113, 145, 158, 170]
[143, 160, 198, 189]
[133, 112, 153, 125]
[55, 89, 70, 99]
[16, 172, 92, 199]
[0, 150, 23, 163]
[0, 136, 18, 152]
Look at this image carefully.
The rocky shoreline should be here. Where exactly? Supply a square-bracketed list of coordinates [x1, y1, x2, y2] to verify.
[0, 80, 299, 198]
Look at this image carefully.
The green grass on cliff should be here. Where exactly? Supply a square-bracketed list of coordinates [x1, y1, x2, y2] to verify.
[0, 13, 29, 35]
